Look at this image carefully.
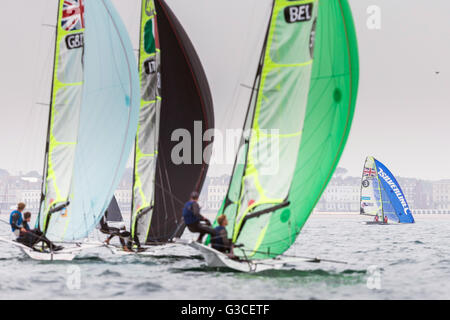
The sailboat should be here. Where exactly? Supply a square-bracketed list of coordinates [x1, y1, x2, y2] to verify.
[105, 0, 214, 253]
[360, 156, 415, 224]
[0, 0, 140, 260]
[180, 0, 359, 272]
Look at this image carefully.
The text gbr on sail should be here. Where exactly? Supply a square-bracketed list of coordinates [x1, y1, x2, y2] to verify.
[66, 33, 84, 50]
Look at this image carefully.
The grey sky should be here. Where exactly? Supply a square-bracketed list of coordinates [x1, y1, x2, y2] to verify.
[0, 0, 448, 180]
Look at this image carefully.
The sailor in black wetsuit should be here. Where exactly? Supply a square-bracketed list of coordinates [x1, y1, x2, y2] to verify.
[99, 211, 131, 252]
[14, 211, 63, 251]
[183, 192, 215, 243]
[210, 214, 234, 255]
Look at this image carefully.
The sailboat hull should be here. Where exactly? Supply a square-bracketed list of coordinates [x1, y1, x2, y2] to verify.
[106, 243, 178, 256]
[20, 248, 76, 261]
[179, 240, 295, 273]
[365, 221, 389, 225]
[0, 237, 104, 261]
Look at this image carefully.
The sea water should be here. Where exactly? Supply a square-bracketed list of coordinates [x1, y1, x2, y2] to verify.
[0, 214, 449, 300]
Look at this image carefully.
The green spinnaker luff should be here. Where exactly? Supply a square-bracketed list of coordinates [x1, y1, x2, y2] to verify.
[131, 0, 162, 245]
[211, 0, 359, 259]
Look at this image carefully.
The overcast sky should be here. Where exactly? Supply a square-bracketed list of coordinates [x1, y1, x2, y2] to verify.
[0, 0, 448, 181]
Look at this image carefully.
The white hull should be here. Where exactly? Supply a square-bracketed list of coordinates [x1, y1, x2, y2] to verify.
[176, 239, 313, 273]
[106, 243, 178, 256]
[365, 221, 389, 225]
[0, 237, 104, 261]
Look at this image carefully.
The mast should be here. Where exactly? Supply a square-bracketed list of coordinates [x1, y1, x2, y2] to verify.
[373, 160, 385, 220]
[222, 0, 276, 237]
[37, 0, 61, 230]
[130, 0, 162, 245]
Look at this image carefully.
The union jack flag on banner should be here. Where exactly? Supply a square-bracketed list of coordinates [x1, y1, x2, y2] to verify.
[61, 0, 85, 31]
[363, 167, 377, 177]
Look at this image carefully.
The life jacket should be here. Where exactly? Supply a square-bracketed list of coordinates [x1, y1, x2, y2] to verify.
[182, 201, 199, 225]
[9, 210, 23, 232]
[211, 226, 225, 251]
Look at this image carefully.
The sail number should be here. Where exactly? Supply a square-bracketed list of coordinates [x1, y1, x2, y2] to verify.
[66, 33, 84, 50]
[284, 3, 313, 23]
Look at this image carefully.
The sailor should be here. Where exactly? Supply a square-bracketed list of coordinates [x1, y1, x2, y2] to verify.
[210, 214, 234, 255]
[10, 202, 26, 237]
[99, 212, 131, 252]
[16, 212, 63, 251]
[182, 191, 215, 243]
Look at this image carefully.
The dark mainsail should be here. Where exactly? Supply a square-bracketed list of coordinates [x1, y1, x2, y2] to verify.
[131, 0, 214, 244]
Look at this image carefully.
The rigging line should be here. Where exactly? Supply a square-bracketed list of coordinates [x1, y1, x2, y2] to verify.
[240, 83, 259, 92]
[163, 165, 177, 237]
[221, 0, 271, 130]
[157, 159, 170, 236]
[38, 0, 61, 232]
[14, 21, 54, 178]
[236, 247, 348, 265]
[160, 149, 178, 224]
[228, 1, 276, 236]
[153, 180, 185, 206]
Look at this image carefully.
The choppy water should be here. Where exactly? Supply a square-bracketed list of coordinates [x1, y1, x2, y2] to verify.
[0, 214, 449, 300]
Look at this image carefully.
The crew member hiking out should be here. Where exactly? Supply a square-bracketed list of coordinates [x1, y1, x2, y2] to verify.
[182, 191, 215, 243]
[10, 204, 63, 251]
[210, 214, 234, 256]
[99, 211, 131, 252]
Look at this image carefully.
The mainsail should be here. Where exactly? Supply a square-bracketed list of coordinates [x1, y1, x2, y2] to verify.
[131, 0, 214, 244]
[360, 156, 415, 223]
[37, 0, 140, 241]
[209, 0, 359, 259]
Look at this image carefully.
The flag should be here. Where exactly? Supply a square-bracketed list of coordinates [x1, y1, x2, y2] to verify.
[62, 0, 85, 31]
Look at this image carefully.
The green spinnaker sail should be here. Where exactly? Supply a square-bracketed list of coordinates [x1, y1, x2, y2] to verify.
[131, 0, 162, 245]
[209, 0, 359, 259]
